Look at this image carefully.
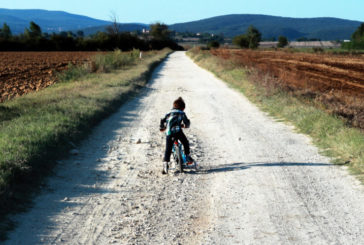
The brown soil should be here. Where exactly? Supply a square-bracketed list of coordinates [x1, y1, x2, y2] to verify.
[0, 52, 100, 102]
[211, 49, 364, 129]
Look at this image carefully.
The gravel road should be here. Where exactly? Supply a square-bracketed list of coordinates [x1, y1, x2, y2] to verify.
[5, 51, 364, 244]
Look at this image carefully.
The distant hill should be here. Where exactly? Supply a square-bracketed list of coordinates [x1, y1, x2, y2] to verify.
[170, 14, 362, 40]
[0, 8, 148, 35]
[0, 8, 113, 34]
[1, 9, 362, 40]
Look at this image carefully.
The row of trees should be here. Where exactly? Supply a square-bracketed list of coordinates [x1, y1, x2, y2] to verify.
[0, 21, 183, 51]
[222, 23, 364, 50]
[231, 22, 364, 50]
[232, 26, 288, 49]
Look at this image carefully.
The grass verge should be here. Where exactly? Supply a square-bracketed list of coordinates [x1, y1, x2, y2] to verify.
[0, 48, 171, 239]
[187, 48, 364, 182]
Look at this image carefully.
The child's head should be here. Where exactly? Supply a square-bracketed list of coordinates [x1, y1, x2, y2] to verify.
[173, 97, 185, 111]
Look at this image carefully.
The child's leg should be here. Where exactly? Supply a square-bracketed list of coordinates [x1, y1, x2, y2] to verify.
[163, 135, 174, 162]
[177, 131, 190, 155]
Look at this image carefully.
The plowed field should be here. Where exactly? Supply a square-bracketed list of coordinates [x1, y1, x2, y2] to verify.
[211, 49, 364, 129]
[212, 49, 364, 96]
[0, 52, 100, 102]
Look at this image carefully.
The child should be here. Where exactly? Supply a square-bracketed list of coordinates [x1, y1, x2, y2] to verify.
[160, 97, 193, 174]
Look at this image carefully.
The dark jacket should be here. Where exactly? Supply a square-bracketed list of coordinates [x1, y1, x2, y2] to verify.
[160, 109, 190, 135]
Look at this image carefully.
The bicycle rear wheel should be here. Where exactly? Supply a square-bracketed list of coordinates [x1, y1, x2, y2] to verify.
[176, 146, 184, 173]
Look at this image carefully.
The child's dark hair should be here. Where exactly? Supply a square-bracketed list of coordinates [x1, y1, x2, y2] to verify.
[173, 97, 185, 110]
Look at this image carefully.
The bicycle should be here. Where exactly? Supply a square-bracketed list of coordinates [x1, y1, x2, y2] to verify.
[171, 136, 197, 173]
[161, 126, 197, 174]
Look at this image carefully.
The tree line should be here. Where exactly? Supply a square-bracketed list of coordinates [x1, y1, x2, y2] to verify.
[231, 25, 288, 49]
[0, 21, 183, 51]
[231, 23, 364, 50]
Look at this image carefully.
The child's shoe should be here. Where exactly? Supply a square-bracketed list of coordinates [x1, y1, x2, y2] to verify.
[186, 155, 194, 164]
[162, 162, 169, 174]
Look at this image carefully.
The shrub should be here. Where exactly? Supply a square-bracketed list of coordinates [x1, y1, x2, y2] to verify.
[277, 36, 288, 48]
[58, 63, 89, 82]
[91, 49, 139, 72]
[233, 34, 249, 48]
[58, 49, 141, 82]
[207, 40, 220, 49]
[313, 47, 324, 53]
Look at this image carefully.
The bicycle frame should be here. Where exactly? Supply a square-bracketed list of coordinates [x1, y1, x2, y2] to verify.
[172, 140, 186, 163]
[172, 140, 184, 173]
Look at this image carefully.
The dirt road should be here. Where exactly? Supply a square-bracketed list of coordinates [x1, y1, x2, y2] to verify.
[5, 52, 364, 244]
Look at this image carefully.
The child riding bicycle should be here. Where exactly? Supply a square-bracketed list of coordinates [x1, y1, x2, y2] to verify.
[160, 97, 193, 174]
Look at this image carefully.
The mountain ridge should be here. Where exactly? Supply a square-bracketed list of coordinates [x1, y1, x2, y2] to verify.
[0, 9, 362, 40]
[169, 14, 362, 40]
[0, 8, 112, 33]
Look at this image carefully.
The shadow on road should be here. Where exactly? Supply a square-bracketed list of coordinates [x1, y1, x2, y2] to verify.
[190, 161, 331, 174]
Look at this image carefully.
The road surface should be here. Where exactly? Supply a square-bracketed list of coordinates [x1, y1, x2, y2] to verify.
[6, 51, 364, 244]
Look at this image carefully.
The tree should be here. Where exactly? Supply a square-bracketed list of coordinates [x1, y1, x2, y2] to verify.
[59, 31, 68, 38]
[352, 23, 364, 42]
[343, 23, 364, 50]
[150, 22, 171, 40]
[77, 30, 84, 38]
[25, 21, 42, 39]
[277, 36, 288, 48]
[93, 31, 109, 42]
[67, 31, 75, 38]
[0, 23, 12, 39]
[106, 13, 121, 37]
[246, 25, 261, 49]
[233, 25, 261, 49]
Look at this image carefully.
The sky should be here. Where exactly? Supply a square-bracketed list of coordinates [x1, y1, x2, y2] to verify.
[1, 0, 363, 24]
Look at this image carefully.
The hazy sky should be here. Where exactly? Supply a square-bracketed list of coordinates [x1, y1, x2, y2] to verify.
[1, 0, 363, 24]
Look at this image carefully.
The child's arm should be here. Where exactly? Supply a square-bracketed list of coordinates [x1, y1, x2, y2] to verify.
[160, 113, 168, 130]
[182, 112, 190, 128]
